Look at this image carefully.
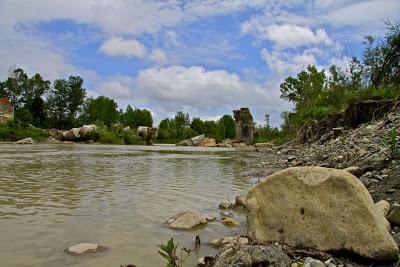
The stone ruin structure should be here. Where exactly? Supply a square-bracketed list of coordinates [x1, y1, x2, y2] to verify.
[233, 107, 255, 142]
[0, 97, 14, 124]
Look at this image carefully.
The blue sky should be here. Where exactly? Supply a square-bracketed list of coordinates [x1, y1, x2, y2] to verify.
[0, 0, 399, 126]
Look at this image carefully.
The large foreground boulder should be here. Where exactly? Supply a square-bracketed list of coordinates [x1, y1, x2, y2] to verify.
[246, 167, 399, 261]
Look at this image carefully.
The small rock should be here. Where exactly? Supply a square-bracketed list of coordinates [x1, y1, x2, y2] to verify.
[343, 166, 363, 178]
[15, 137, 34, 144]
[235, 195, 246, 207]
[221, 217, 239, 227]
[209, 236, 248, 247]
[213, 245, 291, 267]
[303, 257, 325, 267]
[166, 211, 208, 230]
[218, 202, 231, 210]
[220, 211, 232, 217]
[65, 243, 104, 255]
[387, 204, 400, 225]
[387, 189, 396, 194]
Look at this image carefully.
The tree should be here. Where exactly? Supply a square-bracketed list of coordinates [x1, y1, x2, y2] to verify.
[81, 96, 119, 127]
[159, 118, 171, 129]
[47, 76, 86, 129]
[190, 117, 205, 134]
[1, 68, 29, 109]
[122, 105, 153, 128]
[280, 65, 326, 110]
[220, 115, 235, 138]
[363, 21, 400, 88]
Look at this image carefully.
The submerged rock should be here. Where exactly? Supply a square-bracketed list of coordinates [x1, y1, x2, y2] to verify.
[246, 166, 399, 261]
[221, 217, 239, 227]
[166, 211, 208, 230]
[65, 243, 105, 255]
[218, 202, 232, 210]
[15, 137, 34, 144]
[213, 244, 291, 267]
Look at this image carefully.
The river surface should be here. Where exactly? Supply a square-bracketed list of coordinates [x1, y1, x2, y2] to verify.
[0, 143, 253, 267]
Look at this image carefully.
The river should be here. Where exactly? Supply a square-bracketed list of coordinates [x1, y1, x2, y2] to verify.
[0, 143, 253, 267]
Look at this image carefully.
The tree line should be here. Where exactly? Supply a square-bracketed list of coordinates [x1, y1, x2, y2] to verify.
[0, 70, 153, 130]
[0, 68, 237, 143]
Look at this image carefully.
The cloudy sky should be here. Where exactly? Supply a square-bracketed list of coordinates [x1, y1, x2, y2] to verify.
[0, 0, 398, 125]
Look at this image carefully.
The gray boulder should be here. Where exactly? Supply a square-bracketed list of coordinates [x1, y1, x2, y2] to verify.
[246, 167, 399, 261]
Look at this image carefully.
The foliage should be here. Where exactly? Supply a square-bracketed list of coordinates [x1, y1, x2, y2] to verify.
[363, 21, 400, 88]
[80, 96, 119, 127]
[157, 112, 236, 144]
[121, 105, 153, 128]
[277, 22, 400, 140]
[383, 128, 400, 159]
[158, 238, 190, 267]
[97, 124, 142, 145]
[47, 76, 86, 129]
[0, 119, 48, 142]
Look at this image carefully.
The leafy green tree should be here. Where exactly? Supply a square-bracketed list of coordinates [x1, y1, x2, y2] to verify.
[47, 76, 86, 129]
[280, 65, 326, 110]
[220, 115, 235, 138]
[81, 96, 119, 127]
[0, 69, 50, 126]
[190, 117, 205, 134]
[0, 68, 29, 109]
[122, 105, 153, 128]
[159, 118, 171, 129]
[363, 22, 400, 87]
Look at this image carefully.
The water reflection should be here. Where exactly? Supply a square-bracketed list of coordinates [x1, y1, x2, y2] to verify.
[0, 144, 250, 267]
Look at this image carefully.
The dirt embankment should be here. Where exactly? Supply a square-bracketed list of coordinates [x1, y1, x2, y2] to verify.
[239, 100, 400, 205]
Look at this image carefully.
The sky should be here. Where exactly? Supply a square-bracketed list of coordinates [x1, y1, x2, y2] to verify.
[0, 0, 399, 126]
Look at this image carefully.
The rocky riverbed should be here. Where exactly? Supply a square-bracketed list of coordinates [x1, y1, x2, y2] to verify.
[217, 108, 400, 266]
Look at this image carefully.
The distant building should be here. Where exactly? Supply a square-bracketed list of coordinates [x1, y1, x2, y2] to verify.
[233, 107, 255, 142]
[0, 97, 14, 124]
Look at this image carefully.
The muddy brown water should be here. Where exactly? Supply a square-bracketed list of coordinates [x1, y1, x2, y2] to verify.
[0, 143, 253, 267]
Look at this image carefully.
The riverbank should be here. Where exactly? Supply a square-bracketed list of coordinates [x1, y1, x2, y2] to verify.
[213, 106, 400, 266]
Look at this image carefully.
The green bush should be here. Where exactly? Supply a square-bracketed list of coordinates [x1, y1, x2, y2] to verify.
[0, 119, 48, 142]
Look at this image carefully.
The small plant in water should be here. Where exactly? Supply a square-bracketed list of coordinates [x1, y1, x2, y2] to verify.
[158, 238, 190, 267]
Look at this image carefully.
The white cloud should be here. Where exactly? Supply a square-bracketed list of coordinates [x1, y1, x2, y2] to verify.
[98, 37, 146, 58]
[261, 48, 317, 77]
[149, 48, 168, 65]
[0, 30, 75, 81]
[97, 75, 135, 100]
[242, 23, 332, 48]
[136, 65, 286, 115]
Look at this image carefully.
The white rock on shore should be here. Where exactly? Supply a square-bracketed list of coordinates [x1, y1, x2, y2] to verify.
[15, 137, 34, 144]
